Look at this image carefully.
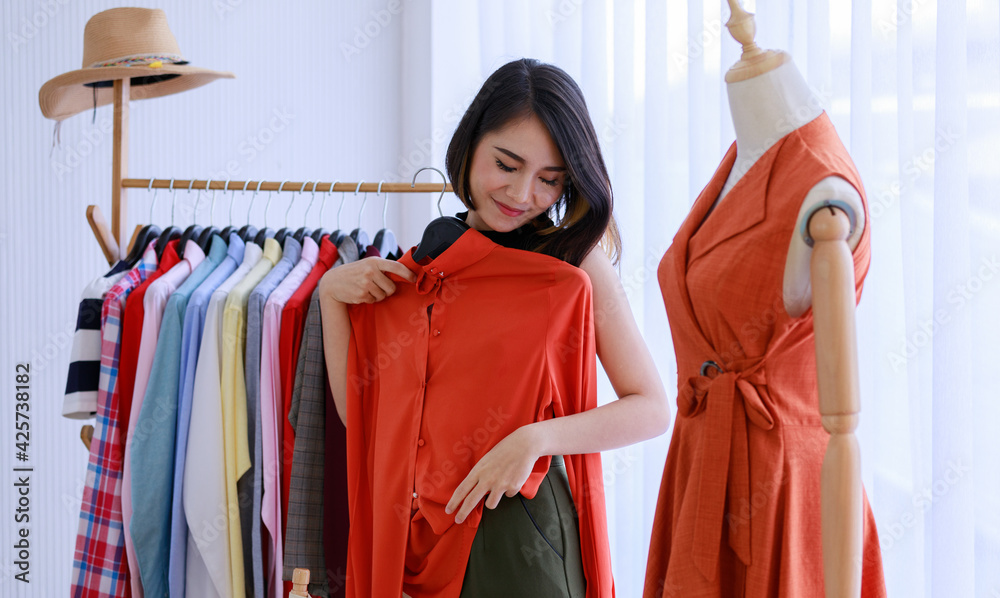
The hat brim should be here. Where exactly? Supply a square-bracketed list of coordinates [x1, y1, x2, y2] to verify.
[39, 64, 234, 121]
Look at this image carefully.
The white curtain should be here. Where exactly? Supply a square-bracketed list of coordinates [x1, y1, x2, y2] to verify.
[409, 0, 1000, 595]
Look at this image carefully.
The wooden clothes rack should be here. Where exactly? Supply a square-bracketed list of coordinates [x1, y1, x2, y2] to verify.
[86, 79, 453, 266]
[80, 79, 452, 450]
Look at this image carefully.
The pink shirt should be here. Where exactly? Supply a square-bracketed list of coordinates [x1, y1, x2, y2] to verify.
[122, 240, 204, 597]
[259, 237, 317, 598]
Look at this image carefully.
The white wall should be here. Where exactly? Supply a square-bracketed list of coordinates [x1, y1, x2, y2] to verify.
[0, 1, 429, 595]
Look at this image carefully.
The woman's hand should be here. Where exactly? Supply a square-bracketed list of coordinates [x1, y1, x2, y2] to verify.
[320, 257, 416, 304]
[445, 425, 543, 524]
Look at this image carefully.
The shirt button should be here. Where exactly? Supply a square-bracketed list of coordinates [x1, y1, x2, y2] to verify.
[438, 272, 445, 277]
[412, 492, 419, 499]
[417, 438, 425, 447]
[433, 329, 441, 336]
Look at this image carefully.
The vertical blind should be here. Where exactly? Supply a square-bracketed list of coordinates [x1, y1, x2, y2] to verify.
[418, 1, 1000, 595]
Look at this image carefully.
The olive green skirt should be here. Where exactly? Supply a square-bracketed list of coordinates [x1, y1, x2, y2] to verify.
[460, 455, 586, 597]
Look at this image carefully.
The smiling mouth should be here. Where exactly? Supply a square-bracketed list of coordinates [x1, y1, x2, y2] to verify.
[494, 199, 526, 217]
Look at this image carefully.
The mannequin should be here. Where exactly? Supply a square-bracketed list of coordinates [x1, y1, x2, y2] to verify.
[723, 3, 866, 595]
[716, 19, 865, 318]
[643, 2, 882, 596]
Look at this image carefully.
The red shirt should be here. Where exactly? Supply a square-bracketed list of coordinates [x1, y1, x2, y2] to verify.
[279, 236, 339, 526]
[116, 239, 180, 443]
[345, 229, 613, 597]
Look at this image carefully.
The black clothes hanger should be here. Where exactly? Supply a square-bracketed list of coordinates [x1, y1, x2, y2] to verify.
[372, 181, 398, 256]
[154, 227, 181, 261]
[125, 178, 164, 267]
[197, 226, 219, 251]
[310, 229, 328, 245]
[273, 181, 291, 246]
[292, 182, 316, 244]
[412, 216, 469, 262]
[239, 181, 266, 245]
[176, 179, 206, 260]
[176, 225, 202, 260]
[194, 180, 222, 251]
[124, 224, 161, 268]
[154, 178, 181, 261]
[239, 225, 259, 245]
[256, 181, 283, 248]
[254, 226, 275, 247]
[348, 181, 371, 251]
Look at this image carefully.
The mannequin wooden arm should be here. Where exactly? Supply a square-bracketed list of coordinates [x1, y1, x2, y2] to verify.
[809, 207, 863, 598]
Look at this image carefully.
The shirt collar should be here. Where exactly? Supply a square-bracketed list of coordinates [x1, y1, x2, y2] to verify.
[242, 240, 263, 266]
[262, 237, 282, 265]
[226, 233, 246, 263]
[398, 228, 498, 287]
[181, 239, 206, 267]
[300, 236, 319, 264]
[207, 234, 228, 263]
[281, 236, 302, 264]
[318, 235, 339, 269]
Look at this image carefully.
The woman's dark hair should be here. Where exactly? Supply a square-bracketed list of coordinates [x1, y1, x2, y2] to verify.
[446, 58, 621, 267]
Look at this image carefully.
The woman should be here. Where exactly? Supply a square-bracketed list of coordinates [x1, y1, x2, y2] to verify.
[318, 58, 668, 596]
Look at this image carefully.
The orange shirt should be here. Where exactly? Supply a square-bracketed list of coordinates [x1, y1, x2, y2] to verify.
[345, 229, 613, 597]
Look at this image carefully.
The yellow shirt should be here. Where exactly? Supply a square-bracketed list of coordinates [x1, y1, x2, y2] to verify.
[220, 237, 281, 598]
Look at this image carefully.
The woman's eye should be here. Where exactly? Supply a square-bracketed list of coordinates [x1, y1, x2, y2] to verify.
[495, 159, 515, 173]
[540, 177, 559, 187]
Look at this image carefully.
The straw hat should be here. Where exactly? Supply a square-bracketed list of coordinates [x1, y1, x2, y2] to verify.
[39, 7, 234, 121]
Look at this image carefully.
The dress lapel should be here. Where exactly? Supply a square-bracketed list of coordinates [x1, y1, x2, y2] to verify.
[687, 133, 790, 265]
[661, 143, 740, 363]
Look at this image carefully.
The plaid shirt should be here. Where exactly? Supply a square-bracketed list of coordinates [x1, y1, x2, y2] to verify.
[71, 245, 157, 598]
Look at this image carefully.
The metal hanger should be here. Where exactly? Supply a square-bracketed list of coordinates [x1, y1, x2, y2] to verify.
[349, 180, 371, 250]
[219, 178, 238, 239]
[254, 180, 282, 247]
[372, 180, 398, 257]
[197, 179, 221, 250]
[412, 167, 467, 262]
[124, 178, 162, 267]
[294, 181, 317, 244]
[239, 180, 262, 244]
[177, 179, 205, 259]
[154, 178, 182, 260]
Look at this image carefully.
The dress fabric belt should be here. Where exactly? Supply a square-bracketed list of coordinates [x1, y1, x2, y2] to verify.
[677, 358, 775, 582]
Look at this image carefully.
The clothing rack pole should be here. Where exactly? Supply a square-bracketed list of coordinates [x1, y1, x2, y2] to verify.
[120, 179, 453, 193]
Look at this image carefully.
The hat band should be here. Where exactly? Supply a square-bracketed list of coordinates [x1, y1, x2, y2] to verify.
[87, 53, 185, 69]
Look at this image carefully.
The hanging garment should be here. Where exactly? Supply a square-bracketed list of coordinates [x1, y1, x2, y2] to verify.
[116, 240, 180, 451]
[118, 238, 183, 598]
[129, 235, 223, 597]
[169, 233, 245, 598]
[344, 229, 612, 598]
[283, 235, 340, 596]
[184, 240, 262, 598]
[644, 113, 886, 597]
[259, 236, 318, 598]
[220, 237, 282, 598]
[70, 243, 156, 598]
[243, 236, 301, 598]
[63, 260, 128, 419]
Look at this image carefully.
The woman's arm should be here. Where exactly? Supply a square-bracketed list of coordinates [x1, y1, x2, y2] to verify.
[318, 258, 416, 424]
[447, 246, 670, 522]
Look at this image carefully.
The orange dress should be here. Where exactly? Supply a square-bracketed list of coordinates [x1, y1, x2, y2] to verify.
[644, 113, 887, 597]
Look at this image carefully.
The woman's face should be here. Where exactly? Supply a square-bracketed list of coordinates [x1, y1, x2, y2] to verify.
[465, 113, 567, 233]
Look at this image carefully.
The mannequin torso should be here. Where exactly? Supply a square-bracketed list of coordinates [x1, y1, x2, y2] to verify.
[712, 60, 865, 317]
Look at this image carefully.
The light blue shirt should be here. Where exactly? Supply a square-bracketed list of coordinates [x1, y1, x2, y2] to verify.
[168, 234, 245, 598]
[129, 235, 227, 598]
[238, 236, 301, 598]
